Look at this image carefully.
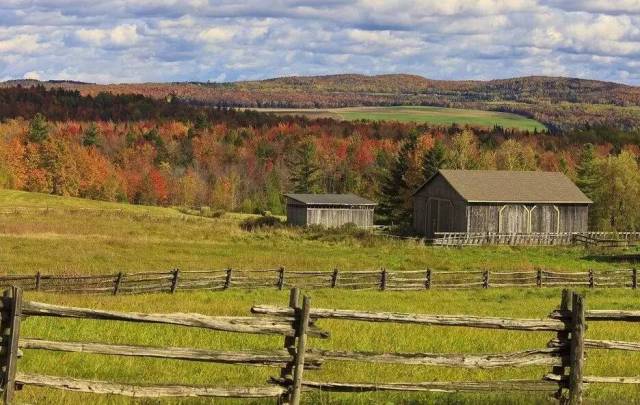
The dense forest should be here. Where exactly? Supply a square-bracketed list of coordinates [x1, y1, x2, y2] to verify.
[4, 75, 640, 132]
[1, 85, 640, 231]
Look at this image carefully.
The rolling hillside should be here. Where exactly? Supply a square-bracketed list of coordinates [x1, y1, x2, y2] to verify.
[4, 74, 640, 131]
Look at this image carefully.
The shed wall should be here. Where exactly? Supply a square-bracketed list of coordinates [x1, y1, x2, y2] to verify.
[286, 205, 308, 226]
[306, 207, 374, 228]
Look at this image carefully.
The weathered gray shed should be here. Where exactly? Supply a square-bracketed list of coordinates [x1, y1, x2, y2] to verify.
[284, 193, 377, 228]
[412, 170, 592, 237]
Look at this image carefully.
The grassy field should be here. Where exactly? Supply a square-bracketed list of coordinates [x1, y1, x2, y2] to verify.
[1, 189, 639, 404]
[251, 106, 547, 132]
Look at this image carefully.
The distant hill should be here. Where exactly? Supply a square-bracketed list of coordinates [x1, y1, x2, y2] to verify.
[4, 74, 640, 131]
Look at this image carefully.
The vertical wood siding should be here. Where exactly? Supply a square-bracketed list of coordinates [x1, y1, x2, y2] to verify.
[306, 208, 374, 228]
[413, 176, 467, 237]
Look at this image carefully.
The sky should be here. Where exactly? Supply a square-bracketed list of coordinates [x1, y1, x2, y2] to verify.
[1, 1, 640, 84]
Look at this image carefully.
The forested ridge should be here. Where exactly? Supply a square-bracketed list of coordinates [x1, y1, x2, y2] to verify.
[4, 74, 640, 132]
[2, 85, 640, 231]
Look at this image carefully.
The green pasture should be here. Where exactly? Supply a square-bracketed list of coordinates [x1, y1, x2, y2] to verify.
[252, 106, 546, 132]
[0, 189, 627, 274]
[1, 189, 639, 403]
[16, 288, 640, 404]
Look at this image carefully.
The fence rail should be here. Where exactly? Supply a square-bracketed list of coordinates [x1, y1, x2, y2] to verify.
[2, 268, 638, 295]
[433, 231, 640, 247]
[1, 287, 640, 403]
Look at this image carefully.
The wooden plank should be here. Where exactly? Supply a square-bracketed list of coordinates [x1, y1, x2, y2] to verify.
[15, 373, 285, 398]
[170, 269, 180, 293]
[551, 309, 640, 322]
[22, 301, 329, 338]
[19, 338, 322, 368]
[2, 287, 22, 404]
[568, 294, 585, 405]
[113, 272, 123, 296]
[252, 306, 568, 331]
[546, 373, 640, 384]
[290, 296, 311, 405]
[549, 338, 640, 352]
[272, 378, 560, 393]
[279, 288, 300, 404]
[308, 347, 566, 368]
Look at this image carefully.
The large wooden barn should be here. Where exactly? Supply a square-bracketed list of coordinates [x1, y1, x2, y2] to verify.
[284, 193, 376, 228]
[412, 170, 592, 237]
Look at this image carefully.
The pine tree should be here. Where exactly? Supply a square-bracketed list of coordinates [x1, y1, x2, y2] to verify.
[287, 140, 320, 193]
[576, 143, 599, 201]
[82, 123, 100, 147]
[422, 140, 447, 180]
[28, 113, 49, 143]
[378, 131, 417, 225]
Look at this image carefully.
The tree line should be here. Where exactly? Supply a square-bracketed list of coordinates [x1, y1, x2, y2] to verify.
[1, 86, 640, 231]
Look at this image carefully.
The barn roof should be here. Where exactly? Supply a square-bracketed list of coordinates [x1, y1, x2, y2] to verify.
[284, 193, 377, 206]
[416, 170, 592, 204]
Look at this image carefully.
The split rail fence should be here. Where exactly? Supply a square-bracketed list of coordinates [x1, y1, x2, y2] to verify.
[433, 231, 640, 247]
[0, 287, 639, 403]
[2, 268, 639, 295]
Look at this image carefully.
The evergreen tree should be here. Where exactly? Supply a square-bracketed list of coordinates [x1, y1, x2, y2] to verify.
[378, 131, 417, 225]
[82, 123, 100, 147]
[576, 143, 599, 200]
[287, 140, 320, 193]
[422, 140, 447, 180]
[28, 113, 49, 143]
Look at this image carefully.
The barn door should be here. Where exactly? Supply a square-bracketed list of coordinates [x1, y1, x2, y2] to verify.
[530, 205, 559, 233]
[427, 198, 453, 236]
[498, 205, 528, 234]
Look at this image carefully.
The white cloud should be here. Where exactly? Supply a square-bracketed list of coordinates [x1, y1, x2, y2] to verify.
[198, 27, 236, 43]
[23, 70, 41, 80]
[1, 0, 640, 84]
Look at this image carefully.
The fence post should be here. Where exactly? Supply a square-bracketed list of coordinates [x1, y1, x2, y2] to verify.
[588, 270, 594, 289]
[552, 289, 574, 401]
[170, 268, 180, 293]
[380, 268, 387, 291]
[425, 269, 431, 289]
[1, 286, 23, 404]
[35, 271, 41, 291]
[633, 268, 637, 290]
[279, 288, 300, 405]
[568, 294, 586, 405]
[330, 268, 338, 288]
[278, 267, 285, 290]
[289, 295, 311, 405]
[536, 268, 542, 288]
[113, 272, 123, 296]
[482, 271, 490, 288]
[224, 268, 233, 290]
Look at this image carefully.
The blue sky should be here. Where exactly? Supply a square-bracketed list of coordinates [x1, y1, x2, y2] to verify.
[1, 1, 640, 84]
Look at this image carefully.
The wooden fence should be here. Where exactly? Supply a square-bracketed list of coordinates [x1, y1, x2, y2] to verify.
[2, 268, 639, 294]
[433, 231, 640, 247]
[0, 286, 329, 404]
[0, 287, 638, 403]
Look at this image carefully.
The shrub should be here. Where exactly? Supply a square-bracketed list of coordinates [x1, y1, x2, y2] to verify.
[240, 214, 284, 231]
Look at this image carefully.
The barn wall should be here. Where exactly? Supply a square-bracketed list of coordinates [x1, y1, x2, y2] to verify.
[413, 175, 467, 236]
[286, 204, 308, 226]
[558, 205, 589, 233]
[306, 208, 374, 228]
[468, 203, 589, 233]
[467, 205, 500, 233]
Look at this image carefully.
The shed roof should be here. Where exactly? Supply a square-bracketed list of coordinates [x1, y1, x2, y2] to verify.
[284, 193, 377, 206]
[415, 170, 592, 204]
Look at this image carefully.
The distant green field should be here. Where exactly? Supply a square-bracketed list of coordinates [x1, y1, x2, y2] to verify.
[253, 106, 546, 132]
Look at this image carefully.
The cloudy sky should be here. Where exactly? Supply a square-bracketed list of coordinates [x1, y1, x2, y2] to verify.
[1, 1, 640, 84]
